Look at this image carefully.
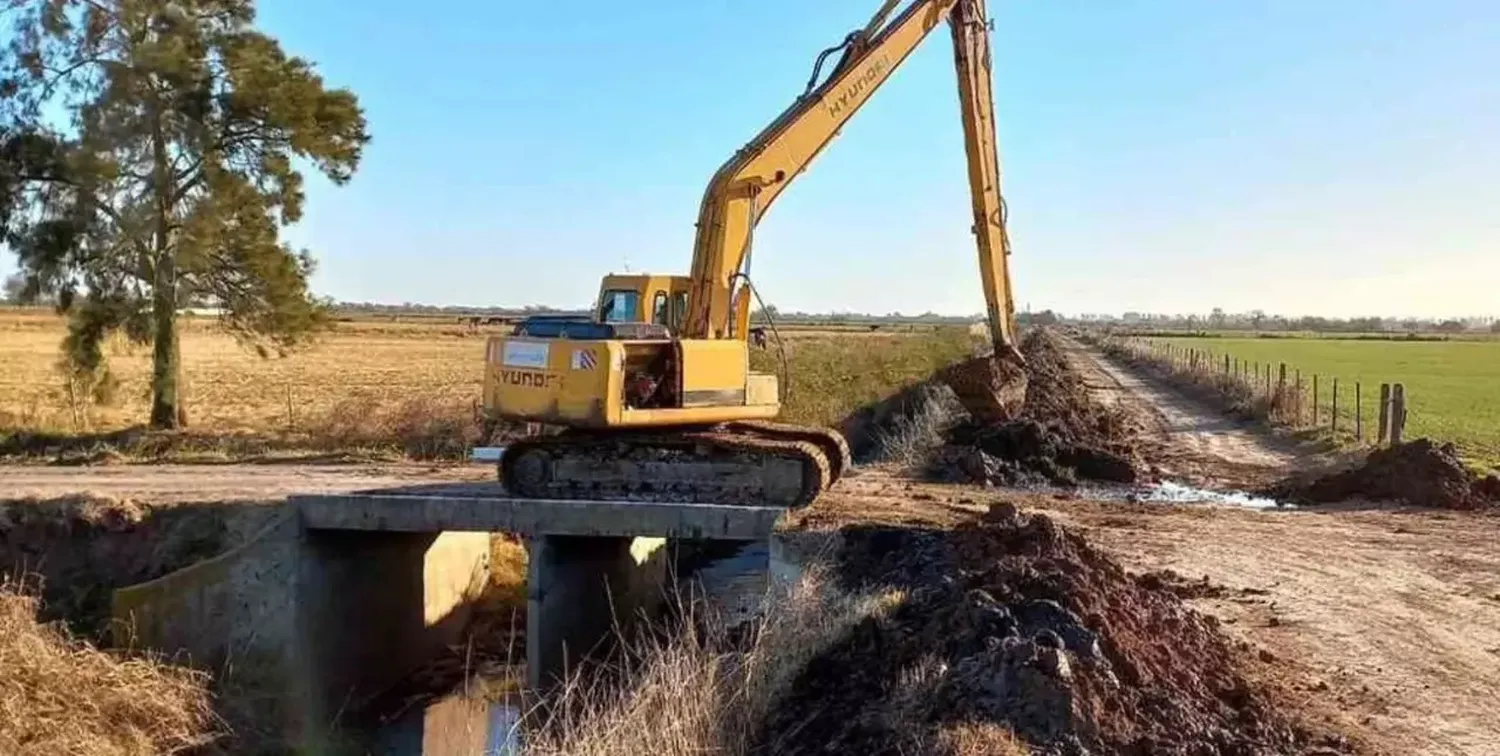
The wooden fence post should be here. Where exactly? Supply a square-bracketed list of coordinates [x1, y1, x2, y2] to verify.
[1312, 374, 1319, 424]
[1276, 363, 1287, 417]
[1355, 382, 1362, 441]
[1294, 369, 1302, 423]
[1391, 384, 1406, 444]
[1378, 383, 1391, 445]
[1331, 377, 1339, 432]
[1224, 354, 1230, 376]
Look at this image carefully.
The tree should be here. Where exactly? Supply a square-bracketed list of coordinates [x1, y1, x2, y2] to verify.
[0, 0, 368, 428]
[2, 272, 24, 303]
[1209, 307, 1226, 329]
[1435, 319, 1467, 334]
[1491, 321, 1500, 334]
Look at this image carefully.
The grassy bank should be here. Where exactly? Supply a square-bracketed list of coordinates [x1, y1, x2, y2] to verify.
[1132, 334, 1500, 469]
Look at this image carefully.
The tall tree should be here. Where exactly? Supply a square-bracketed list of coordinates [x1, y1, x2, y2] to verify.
[0, 0, 368, 428]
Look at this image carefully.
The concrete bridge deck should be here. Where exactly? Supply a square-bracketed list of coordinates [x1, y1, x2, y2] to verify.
[291, 482, 784, 538]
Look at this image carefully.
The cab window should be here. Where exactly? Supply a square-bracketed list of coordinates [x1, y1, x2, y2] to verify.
[671, 292, 689, 330]
[651, 292, 669, 325]
[598, 290, 640, 323]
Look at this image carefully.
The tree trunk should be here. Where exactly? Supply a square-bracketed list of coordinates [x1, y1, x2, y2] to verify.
[149, 263, 185, 429]
[148, 103, 186, 430]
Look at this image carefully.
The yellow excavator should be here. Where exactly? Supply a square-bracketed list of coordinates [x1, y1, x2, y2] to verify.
[483, 0, 1025, 508]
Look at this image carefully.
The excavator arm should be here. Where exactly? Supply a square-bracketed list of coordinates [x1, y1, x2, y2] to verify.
[683, 0, 1023, 373]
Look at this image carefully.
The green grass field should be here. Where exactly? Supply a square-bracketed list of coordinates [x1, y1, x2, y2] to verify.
[1157, 336, 1500, 470]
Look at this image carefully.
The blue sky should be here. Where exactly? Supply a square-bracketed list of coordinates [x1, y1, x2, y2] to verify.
[9, 1, 1499, 317]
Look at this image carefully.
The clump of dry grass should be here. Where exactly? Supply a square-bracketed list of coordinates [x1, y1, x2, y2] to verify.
[306, 395, 493, 459]
[930, 722, 1029, 756]
[523, 567, 899, 756]
[0, 581, 221, 756]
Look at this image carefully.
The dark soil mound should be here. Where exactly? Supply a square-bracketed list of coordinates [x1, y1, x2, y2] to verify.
[757, 505, 1344, 756]
[1273, 439, 1499, 510]
[929, 329, 1144, 487]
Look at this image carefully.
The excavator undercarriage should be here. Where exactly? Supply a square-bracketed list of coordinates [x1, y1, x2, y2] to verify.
[501, 421, 851, 509]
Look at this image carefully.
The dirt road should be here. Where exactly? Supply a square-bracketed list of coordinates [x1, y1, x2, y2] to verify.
[1061, 338, 1302, 488]
[0, 462, 490, 503]
[1051, 341, 1500, 756]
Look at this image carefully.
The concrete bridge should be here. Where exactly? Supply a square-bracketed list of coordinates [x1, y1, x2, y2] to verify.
[111, 482, 786, 749]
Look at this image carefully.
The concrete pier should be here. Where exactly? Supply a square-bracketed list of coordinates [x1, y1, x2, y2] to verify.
[112, 482, 786, 749]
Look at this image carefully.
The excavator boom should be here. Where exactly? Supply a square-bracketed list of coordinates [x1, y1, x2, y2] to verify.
[683, 0, 1025, 420]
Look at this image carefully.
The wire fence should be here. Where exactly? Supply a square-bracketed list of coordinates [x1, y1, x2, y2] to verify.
[1096, 335, 1411, 445]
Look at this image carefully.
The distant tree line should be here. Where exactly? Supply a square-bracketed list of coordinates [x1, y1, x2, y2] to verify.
[1068, 308, 1497, 334]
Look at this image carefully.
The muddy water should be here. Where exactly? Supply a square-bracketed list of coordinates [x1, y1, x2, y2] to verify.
[1060, 480, 1293, 510]
[1139, 481, 1289, 510]
[364, 690, 523, 755]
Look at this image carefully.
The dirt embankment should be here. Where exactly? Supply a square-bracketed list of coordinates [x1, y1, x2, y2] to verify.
[0, 495, 260, 638]
[759, 504, 1348, 756]
[1273, 439, 1500, 510]
[927, 330, 1148, 488]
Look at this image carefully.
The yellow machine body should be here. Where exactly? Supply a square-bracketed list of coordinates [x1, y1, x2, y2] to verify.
[483, 336, 780, 429]
[485, 273, 779, 427]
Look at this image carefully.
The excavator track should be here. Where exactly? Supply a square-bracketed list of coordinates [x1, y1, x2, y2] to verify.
[501, 427, 832, 509]
[722, 420, 852, 486]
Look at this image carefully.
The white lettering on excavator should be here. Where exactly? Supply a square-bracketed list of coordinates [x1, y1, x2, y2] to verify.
[825, 55, 890, 119]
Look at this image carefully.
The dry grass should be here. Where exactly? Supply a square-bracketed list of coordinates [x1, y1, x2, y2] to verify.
[523, 567, 901, 756]
[930, 722, 1029, 756]
[0, 581, 220, 756]
[0, 309, 485, 437]
[1, 308, 976, 460]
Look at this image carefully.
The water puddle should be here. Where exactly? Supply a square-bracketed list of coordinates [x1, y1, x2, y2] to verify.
[1137, 481, 1290, 510]
[364, 690, 523, 755]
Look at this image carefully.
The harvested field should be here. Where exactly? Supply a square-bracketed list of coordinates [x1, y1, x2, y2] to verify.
[0, 308, 974, 460]
[759, 503, 1347, 755]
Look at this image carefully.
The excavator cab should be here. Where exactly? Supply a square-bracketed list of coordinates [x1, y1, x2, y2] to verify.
[594, 274, 693, 333]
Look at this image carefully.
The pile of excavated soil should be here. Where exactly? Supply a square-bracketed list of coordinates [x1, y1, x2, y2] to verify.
[1273, 439, 1500, 511]
[929, 330, 1145, 487]
[757, 505, 1347, 756]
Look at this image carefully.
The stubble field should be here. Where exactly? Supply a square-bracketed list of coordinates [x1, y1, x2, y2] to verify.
[0, 307, 974, 457]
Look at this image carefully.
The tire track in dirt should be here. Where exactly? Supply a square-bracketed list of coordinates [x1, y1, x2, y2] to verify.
[1058, 335, 1302, 488]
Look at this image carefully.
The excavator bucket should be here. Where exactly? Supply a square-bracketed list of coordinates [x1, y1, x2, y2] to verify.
[937, 346, 1028, 426]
